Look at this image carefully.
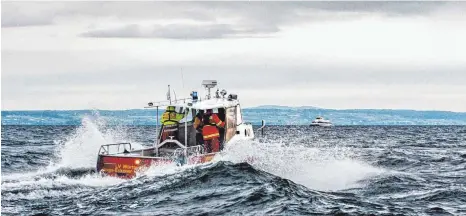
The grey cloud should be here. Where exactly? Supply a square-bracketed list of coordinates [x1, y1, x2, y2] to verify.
[80, 23, 278, 39]
[286, 2, 447, 16]
[81, 24, 145, 38]
[1, 2, 218, 28]
[1, 2, 56, 27]
[202, 2, 459, 30]
[1, 15, 53, 28]
[3, 1, 456, 31]
[84, 2, 463, 39]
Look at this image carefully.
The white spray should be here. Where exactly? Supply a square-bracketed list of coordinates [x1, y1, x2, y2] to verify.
[2, 113, 142, 200]
[219, 139, 385, 191]
[49, 114, 144, 170]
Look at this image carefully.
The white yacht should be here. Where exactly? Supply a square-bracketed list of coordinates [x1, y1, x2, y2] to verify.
[310, 116, 332, 127]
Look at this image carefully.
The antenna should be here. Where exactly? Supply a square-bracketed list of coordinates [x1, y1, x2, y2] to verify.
[180, 68, 186, 99]
[180, 68, 185, 89]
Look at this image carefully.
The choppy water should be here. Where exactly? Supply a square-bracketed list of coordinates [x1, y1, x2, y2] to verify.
[2, 118, 466, 215]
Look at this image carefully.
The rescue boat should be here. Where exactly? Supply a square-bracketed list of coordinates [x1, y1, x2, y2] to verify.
[96, 80, 260, 178]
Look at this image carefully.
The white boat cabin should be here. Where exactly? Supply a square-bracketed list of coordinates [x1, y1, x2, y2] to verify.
[147, 80, 254, 157]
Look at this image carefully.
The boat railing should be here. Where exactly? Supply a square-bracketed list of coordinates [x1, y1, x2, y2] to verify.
[156, 138, 185, 149]
[155, 137, 186, 156]
[144, 98, 193, 108]
[256, 120, 266, 136]
[98, 143, 132, 155]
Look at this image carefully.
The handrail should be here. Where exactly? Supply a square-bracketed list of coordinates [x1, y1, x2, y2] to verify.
[256, 120, 266, 136]
[256, 120, 266, 131]
[156, 139, 186, 149]
[145, 98, 193, 108]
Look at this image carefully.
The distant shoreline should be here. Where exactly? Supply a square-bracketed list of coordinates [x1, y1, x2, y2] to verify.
[2, 109, 466, 126]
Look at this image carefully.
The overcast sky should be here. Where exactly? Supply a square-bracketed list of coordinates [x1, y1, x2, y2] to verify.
[2, 2, 466, 111]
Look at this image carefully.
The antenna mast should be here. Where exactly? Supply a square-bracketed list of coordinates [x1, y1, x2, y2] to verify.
[167, 85, 171, 105]
[181, 68, 185, 89]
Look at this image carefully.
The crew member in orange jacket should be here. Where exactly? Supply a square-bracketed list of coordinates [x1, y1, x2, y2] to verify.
[201, 109, 225, 153]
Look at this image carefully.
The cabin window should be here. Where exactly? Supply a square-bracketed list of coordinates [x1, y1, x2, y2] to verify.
[207, 108, 224, 121]
[179, 107, 193, 123]
[217, 108, 226, 146]
[158, 107, 196, 148]
[236, 105, 243, 125]
[225, 107, 237, 142]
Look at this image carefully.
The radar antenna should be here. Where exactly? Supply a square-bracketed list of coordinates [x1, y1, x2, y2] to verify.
[202, 80, 217, 100]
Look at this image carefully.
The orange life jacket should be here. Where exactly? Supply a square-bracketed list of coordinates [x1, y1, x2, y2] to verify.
[202, 125, 220, 140]
[201, 113, 224, 140]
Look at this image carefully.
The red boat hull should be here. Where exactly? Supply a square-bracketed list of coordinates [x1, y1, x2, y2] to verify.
[96, 153, 218, 179]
